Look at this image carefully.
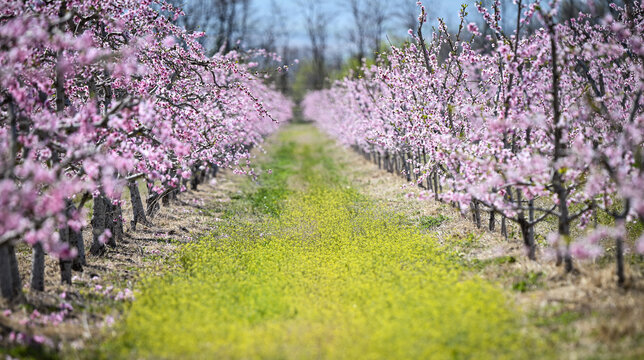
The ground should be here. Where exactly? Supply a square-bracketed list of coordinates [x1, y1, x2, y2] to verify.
[1, 123, 643, 359]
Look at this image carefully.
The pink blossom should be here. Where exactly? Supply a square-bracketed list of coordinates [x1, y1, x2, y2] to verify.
[98, 229, 112, 244]
[637, 234, 644, 255]
[467, 23, 480, 35]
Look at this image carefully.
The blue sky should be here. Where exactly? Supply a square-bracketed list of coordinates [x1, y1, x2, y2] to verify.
[252, 0, 478, 56]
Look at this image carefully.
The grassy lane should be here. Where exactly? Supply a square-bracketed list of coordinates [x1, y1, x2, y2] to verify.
[103, 124, 547, 359]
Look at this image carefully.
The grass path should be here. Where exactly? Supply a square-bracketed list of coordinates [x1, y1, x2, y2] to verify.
[103, 124, 546, 359]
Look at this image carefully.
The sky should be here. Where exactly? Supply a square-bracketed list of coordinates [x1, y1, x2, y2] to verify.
[252, 0, 478, 56]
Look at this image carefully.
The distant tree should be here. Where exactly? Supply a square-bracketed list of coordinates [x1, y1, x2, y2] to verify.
[300, 0, 330, 90]
[395, 0, 421, 34]
[366, 0, 389, 56]
[168, 0, 251, 54]
[343, 0, 390, 60]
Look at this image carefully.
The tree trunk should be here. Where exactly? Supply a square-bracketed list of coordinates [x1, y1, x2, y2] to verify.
[61, 202, 84, 274]
[413, 151, 420, 183]
[615, 218, 625, 286]
[564, 247, 573, 272]
[548, 20, 572, 273]
[162, 184, 171, 206]
[473, 201, 482, 229]
[555, 248, 563, 266]
[109, 201, 123, 245]
[0, 243, 22, 301]
[128, 180, 148, 231]
[9, 244, 21, 297]
[394, 153, 399, 174]
[528, 199, 536, 255]
[517, 191, 536, 260]
[58, 225, 72, 285]
[501, 216, 507, 239]
[60, 260, 72, 285]
[146, 182, 161, 218]
[104, 198, 117, 248]
[519, 217, 536, 260]
[489, 210, 496, 231]
[433, 171, 439, 201]
[30, 243, 45, 291]
[90, 194, 107, 256]
[616, 235, 625, 286]
[190, 166, 199, 191]
[384, 152, 389, 172]
[70, 224, 85, 271]
[470, 203, 476, 222]
[554, 178, 573, 272]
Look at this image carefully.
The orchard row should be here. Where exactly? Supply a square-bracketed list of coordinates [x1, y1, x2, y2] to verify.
[0, 0, 292, 301]
[304, 0, 644, 285]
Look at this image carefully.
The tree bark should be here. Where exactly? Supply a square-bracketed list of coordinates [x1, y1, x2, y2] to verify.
[547, 15, 573, 273]
[473, 200, 482, 229]
[104, 198, 117, 248]
[90, 194, 107, 256]
[9, 244, 21, 297]
[404, 153, 411, 182]
[433, 171, 439, 201]
[518, 217, 536, 260]
[489, 210, 496, 231]
[517, 191, 536, 260]
[501, 216, 507, 239]
[616, 234, 625, 286]
[58, 225, 72, 285]
[30, 242, 45, 291]
[394, 153, 399, 174]
[0, 243, 22, 301]
[109, 201, 123, 245]
[59, 201, 80, 278]
[70, 224, 85, 271]
[128, 180, 148, 231]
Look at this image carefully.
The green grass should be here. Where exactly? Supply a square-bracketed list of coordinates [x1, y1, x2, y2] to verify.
[102, 125, 548, 359]
[512, 271, 545, 293]
[419, 214, 449, 229]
